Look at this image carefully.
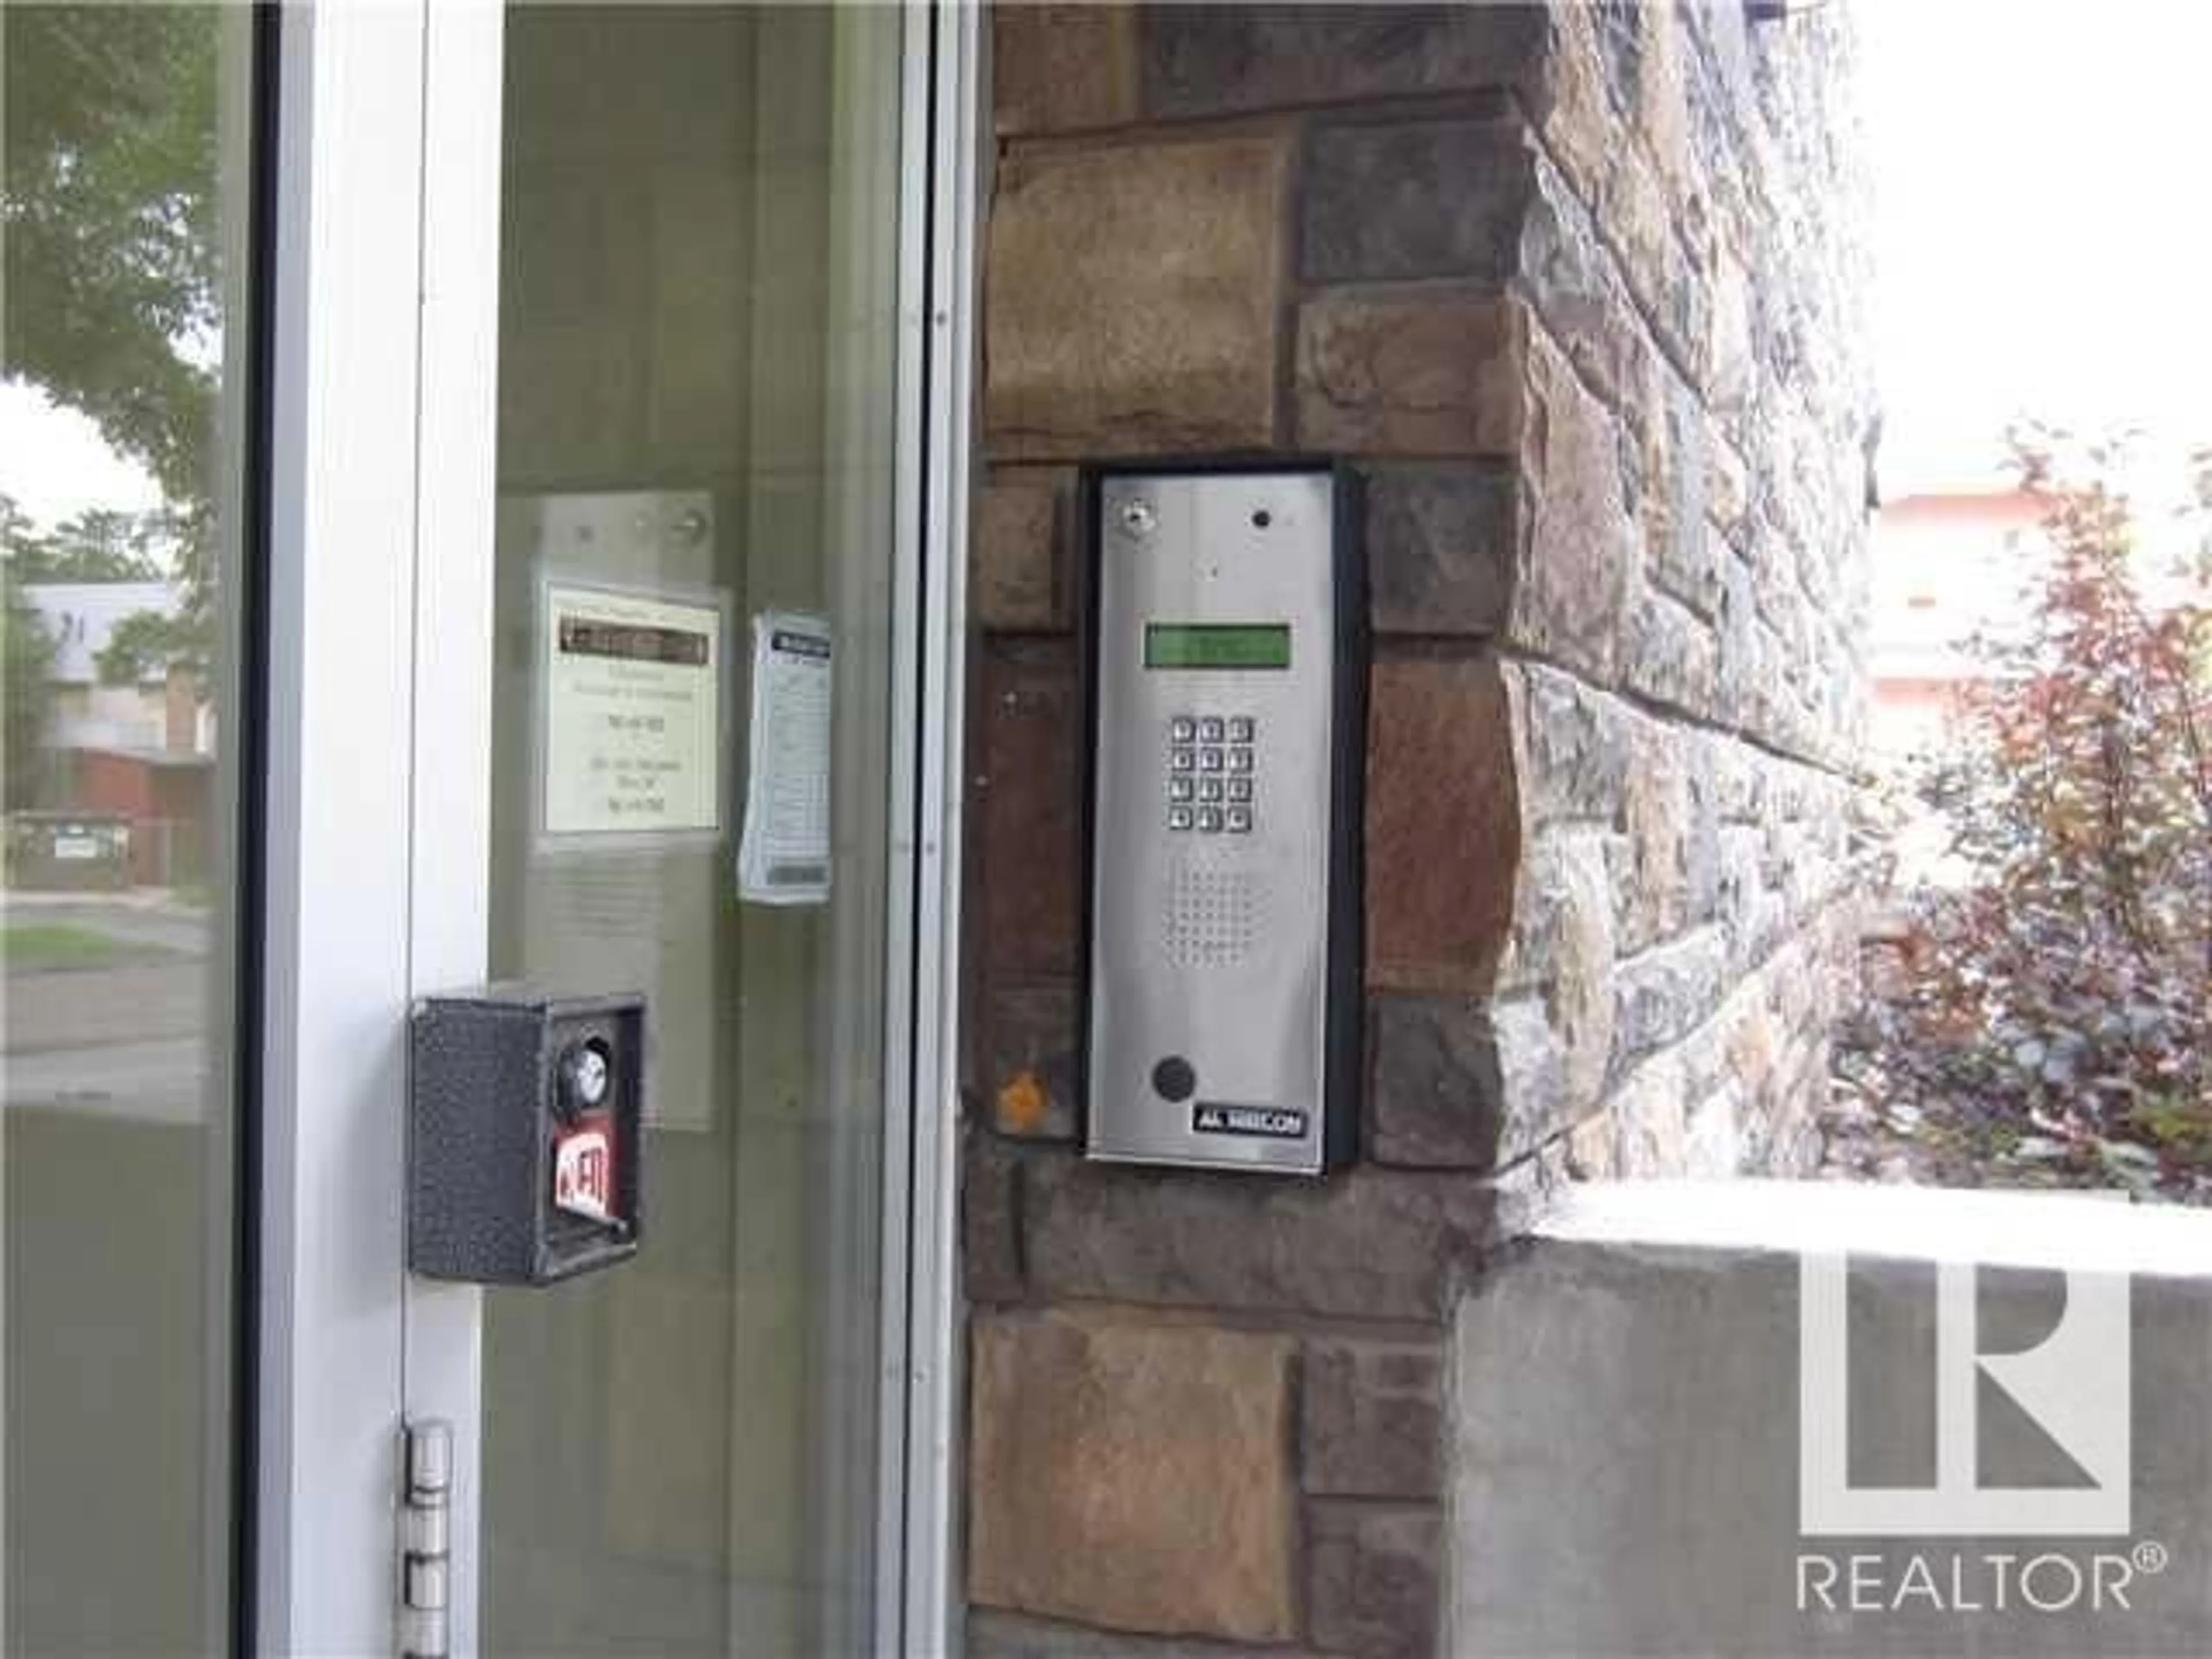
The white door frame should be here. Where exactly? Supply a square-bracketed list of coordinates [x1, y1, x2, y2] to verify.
[258, 2, 444, 1651]
[893, 7, 980, 1656]
[253, 3, 974, 1653]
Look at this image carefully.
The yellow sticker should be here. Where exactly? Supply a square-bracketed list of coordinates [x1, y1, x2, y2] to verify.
[996, 1069, 1048, 1133]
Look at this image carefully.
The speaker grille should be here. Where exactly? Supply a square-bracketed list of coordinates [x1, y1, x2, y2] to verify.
[1162, 865, 1263, 968]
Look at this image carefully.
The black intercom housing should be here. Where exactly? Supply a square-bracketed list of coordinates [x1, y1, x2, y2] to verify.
[408, 986, 645, 1284]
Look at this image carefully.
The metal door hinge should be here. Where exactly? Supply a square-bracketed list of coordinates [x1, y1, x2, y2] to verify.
[399, 1420, 452, 1659]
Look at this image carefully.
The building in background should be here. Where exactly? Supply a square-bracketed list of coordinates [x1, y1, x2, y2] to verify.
[17, 579, 213, 885]
[1864, 486, 2047, 768]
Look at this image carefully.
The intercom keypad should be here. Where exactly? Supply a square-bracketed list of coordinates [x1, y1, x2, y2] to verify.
[1165, 714, 1257, 832]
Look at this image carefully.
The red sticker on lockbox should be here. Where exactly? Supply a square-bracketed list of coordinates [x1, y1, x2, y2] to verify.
[552, 1117, 617, 1224]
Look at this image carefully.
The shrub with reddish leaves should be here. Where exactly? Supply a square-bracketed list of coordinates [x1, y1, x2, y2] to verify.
[1858, 432, 2212, 1196]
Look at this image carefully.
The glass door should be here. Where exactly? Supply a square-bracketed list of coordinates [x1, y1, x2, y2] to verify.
[471, 6, 906, 1655]
[2, 7, 262, 1653]
[393, 5, 969, 1657]
[5, 3, 968, 1651]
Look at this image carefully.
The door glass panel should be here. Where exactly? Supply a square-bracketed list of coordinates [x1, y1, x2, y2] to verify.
[482, 7, 906, 1655]
[1, 6, 256, 1653]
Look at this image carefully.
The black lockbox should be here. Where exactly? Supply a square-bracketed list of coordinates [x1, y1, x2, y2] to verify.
[408, 986, 645, 1285]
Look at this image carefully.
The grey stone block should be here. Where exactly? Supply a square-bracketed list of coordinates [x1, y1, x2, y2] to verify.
[1516, 149, 1637, 410]
[1368, 995, 1502, 1170]
[963, 1126, 1026, 1305]
[1300, 1338, 1444, 1499]
[1610, 925, 1728, 1076]
[1363, 463, 1514, 639]
[1021, 1154, 1494, 1323]
[1510, 662, 1628, 828]
[1141, 6, 1549, 120]
[1301, 119, 1533, 286]
[1305, 1501, 1441, 1658]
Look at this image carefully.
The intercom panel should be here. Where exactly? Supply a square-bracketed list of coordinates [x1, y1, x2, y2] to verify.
[1082, 462, 1365, 1175]
[409, 986, 645, 1283]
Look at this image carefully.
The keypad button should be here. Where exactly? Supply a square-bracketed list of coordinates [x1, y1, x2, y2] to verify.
[1228, 715, 1254, 743]
[1225, 806, 1252, 834]
[1227, 747, 1253, 773]
[1169, 716, 1195, 743]
[1226, 778, 1252, 802]
[1171, 748, 1195, 772]
[1167, 777, 1194, 802]
[1198, 779, 1223, 802]
[1197, 716, 1225, 743]
[1196, 808, 1224, 834]
[1199, 748, 1224, 772]
[1168, 806, 1194, 831]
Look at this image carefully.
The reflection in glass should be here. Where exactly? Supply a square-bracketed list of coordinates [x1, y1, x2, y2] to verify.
[481, 7, 906, 1657]
[2, 6, 252, 1652]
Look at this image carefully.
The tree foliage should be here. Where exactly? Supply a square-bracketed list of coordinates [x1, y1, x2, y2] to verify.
[94, 606, 209, 686]
[4, 7, 224, 698]
[1, 498, 172, 583]
[3, 5, 222, 512]
[1855, 431, 2212, 1196]
[3, 575, 58, 809]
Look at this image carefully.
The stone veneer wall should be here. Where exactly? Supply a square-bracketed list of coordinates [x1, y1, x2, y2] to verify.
[961, 7, 1872, 1657]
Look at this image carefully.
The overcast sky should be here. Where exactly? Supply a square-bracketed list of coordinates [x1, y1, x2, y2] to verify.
[6, 1, 2211, 526]
[1860, 0, 2212, 494]
[0, 382, 162, 527]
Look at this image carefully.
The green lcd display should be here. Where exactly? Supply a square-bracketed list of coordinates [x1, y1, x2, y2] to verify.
[1143, 623, 1291, 671]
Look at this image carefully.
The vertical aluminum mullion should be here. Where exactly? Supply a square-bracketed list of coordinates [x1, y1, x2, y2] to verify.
[871, 2, 934, 1647]
[891, 3, 983, 1654]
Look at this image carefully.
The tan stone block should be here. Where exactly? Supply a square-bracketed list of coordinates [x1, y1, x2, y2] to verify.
[968, 1312, 1299, 1643]
[1611, 1050, 1688, 1177]
[1535, 5, 1611, 210]
[1602, 146, 1675, 336]
[1635, 5, 1696, 209]
[1708, 441, 1751, 550]
[1296, 292, 1527, 458]
[1564, 1111, 1619, 1181]
[1511, 336, 1632, 683]
[1623, 580, 1719, 719]
[1489, 994, 1573, 1163]
[1709, 245, 1756, 419]
[1543, 831, 1616, 1111]
[1618, 721, 1692, 955]
[1685, 1080, 1746, 1175]
[1365, 652, 1521, 994]
[993, 4, 1138, 135]
[984, 137, 1289, 459]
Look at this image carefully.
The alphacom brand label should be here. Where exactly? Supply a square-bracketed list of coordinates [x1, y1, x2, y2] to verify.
[1192, 1103, 1308, 1140]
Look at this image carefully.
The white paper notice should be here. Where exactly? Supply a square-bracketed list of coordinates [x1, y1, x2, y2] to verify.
[737, 611, 832, 905]
[543, 582, 724, 839]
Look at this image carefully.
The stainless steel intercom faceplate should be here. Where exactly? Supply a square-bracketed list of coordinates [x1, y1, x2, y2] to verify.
[1083, 463, 1365, 1175]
